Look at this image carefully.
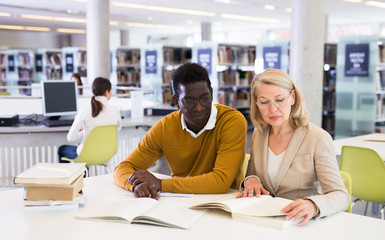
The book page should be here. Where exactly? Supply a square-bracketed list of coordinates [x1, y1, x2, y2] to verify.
[133, 199, 206, 229]
[191, 195, 272, 213]
[76, 198, 157, 223]
[235, 197, 293, 217]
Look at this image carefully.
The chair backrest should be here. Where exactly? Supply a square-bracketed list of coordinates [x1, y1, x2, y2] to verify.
[340, 170, 352, 213]
[340, 145, 385, 203]
[231, 154, 250, 189]
[74, 125, 118, 166]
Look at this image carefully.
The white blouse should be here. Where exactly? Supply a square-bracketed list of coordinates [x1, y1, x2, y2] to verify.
[67, 96, 122, 154]
[267, 147, 285, 189]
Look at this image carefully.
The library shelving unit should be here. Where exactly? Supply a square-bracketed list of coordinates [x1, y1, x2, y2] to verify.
[1, 49, 34, 95]
[110, 47, 141, 89]
[322, 44, 338, 138]
[141, 44, 191, 104]
[192, 41, 256, 110]
[255, 40, 290, 74]
[34, 49, 63, 82]
[62, 47, 87, 81]
[0, 52, 5, 88]
[335, 35, 385, 139]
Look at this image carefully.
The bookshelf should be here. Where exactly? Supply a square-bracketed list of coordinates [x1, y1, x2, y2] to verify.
[1, 49, 34, 95]
[62, 47, 87, 81]
[141, 44, 191, 104]
[110, 47, 141, 92]
[335, 35, 384, 139]
[0, 52, 5, 88]
[34, 49, 63, 81]
[322, 44, 337, 138]
[192, 42, 256, 109]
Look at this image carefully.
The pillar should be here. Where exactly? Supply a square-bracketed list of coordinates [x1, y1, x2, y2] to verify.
[87, 0, 110, 83]
[201, 22, 212, 41]
[290, 0, 325, 127]
[120, 29, 129, 46]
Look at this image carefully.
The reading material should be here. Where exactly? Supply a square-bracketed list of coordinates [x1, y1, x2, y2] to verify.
[76, 197, 205, 229]
[25, 175, 84, 201]
[363, 134, 385, 142]
[14, 163, 86, 185]
[190, 194, 300, 230]
[24, 194, 86, 211]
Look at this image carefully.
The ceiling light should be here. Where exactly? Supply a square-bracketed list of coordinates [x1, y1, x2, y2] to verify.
[341, 0, 363, 3]
[220, 14, 279, 23]
[112, 2, 216, 17]
[0, 24, 50, 32]
[57, 28, 86, 34]
[125, 22, 182, 29]
[72, 0, 87, 2]
[264, 5, 276, 10]
[213, 0, 232, 3]
[365, 1, 385, 8]
[25, 26, 50, 32]
[285, 8, 292, 12]
[109, 21, 119, 25]
[0, 12, 11, 17]
[20, 14, 86, 23]
[0, 25, 24, 30]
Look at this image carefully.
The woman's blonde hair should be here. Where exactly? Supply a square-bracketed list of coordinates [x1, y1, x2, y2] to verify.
[250, 69, 309, 131]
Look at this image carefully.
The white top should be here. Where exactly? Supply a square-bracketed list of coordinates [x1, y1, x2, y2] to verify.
[181, 104, 217, 138]
[67, 96, 122, 154]
[267, 148, 285, 189]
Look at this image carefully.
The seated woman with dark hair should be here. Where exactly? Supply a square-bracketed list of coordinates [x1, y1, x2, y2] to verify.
[58, 77, 121, 163]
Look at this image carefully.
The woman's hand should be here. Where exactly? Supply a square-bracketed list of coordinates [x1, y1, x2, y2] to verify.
[280, 199, 317, 226]
[236, 177, 270, 198]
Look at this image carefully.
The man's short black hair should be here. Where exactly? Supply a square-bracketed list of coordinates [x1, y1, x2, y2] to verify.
[172, 62, 211, 97]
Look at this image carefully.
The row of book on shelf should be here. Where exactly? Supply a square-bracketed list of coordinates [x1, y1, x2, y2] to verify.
[218, 46, 255, 65]
[14, 163, 86, 211]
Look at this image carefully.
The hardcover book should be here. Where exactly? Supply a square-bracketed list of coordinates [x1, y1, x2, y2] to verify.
[25, 175, 84, 201]
[14, 163, 86, 186]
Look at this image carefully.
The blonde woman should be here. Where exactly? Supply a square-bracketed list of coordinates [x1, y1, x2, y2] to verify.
[238, 69, 349, 226]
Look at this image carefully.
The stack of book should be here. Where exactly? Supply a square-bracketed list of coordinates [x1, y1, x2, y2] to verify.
[14, 163, 86, 210]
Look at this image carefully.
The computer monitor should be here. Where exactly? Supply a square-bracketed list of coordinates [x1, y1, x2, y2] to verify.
[41, 80, 77, 119]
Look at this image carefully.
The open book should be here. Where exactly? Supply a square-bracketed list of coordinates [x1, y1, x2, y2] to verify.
[76, 197, 205, 229]
[190, 194, 301, 230]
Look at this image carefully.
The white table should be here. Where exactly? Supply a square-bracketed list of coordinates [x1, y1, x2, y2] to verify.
[2, 174, 385, 240]
[334, 133, 385, 160]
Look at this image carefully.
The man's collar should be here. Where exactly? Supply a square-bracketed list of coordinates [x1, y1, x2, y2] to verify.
[181, 104, 217, 138]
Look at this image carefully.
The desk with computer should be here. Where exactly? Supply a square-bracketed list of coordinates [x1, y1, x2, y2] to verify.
[0, 79, 176, 130]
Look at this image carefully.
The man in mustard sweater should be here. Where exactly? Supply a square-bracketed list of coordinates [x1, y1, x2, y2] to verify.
[113, 63, 247, 199]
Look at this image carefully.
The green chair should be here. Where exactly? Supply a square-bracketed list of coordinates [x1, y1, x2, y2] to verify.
[232, 154, 250, 189]
[340, 145, 385, 219]
[340, 170, 352, 213]
[61, 125, 118, 176]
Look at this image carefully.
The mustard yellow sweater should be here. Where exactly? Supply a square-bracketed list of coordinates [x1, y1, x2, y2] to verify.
[113, 104, 247, 193]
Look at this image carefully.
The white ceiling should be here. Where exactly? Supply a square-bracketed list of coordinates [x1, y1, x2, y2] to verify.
[0, 0, 384, 36]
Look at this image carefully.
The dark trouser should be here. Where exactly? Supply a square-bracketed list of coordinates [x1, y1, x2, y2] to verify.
[58, 145, 78, 163]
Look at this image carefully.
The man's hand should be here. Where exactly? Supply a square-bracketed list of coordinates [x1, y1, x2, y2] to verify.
[128, 170, 161, 199]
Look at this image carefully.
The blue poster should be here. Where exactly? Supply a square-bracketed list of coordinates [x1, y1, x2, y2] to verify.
[345, 43, 369, 77]
[145, 50, 157, 74]
[263, 46, 281, 69]
[197, 48, 212, 74]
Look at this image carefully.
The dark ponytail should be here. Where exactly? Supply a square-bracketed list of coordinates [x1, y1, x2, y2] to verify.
[91, 77, 112, 117]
